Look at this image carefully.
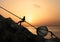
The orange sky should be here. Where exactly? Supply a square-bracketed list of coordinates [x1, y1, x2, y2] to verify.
[0, 0, 60, 27]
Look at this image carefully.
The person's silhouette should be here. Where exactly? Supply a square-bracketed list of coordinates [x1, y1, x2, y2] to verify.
[22, 16, 25, 22]
[18, 16, 25, 26]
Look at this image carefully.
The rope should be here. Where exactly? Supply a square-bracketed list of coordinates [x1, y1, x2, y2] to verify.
[0, 6, 36, 29]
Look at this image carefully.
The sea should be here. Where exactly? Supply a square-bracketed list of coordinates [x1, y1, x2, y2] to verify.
[26, 26, 60, 39]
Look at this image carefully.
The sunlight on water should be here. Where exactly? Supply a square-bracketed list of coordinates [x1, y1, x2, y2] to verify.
[27, 26, 60, 39]
[47, 26, 60, 38]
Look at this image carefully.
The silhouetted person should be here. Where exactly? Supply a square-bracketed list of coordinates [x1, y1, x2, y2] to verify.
[18, 16, 25, 26]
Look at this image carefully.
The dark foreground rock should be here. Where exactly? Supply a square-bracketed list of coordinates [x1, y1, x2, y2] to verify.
[0, 15, 60, 42]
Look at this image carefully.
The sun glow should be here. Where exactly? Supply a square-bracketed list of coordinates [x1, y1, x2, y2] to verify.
[26, 15, 32, 23]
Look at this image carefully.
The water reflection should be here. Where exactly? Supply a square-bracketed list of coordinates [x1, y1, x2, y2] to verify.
[27, 26, 60, 39]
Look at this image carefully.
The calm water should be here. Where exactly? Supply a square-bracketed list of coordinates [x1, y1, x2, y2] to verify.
[27, 26, 60, 38]
[47, 26, 60, 38]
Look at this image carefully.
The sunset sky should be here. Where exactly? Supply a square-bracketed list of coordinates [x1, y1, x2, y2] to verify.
[0, 0, 60, 27]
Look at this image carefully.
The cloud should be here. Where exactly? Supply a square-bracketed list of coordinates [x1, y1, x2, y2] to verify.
[0, 0, 3, 2]
[33, 4, 40, 8]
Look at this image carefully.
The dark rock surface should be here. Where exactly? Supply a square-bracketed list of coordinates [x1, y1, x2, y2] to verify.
[0, 15, 60, 42]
